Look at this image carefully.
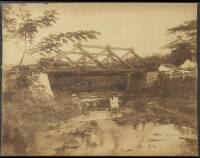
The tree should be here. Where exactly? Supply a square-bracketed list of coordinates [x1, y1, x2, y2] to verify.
[163, 20, 197, 66]
[2, 3, 101, 66]
[162, 46, 191, 66]
[3, 3, 58, 66]
[29, 30, 101, 58]
[2, 3, 17, 39]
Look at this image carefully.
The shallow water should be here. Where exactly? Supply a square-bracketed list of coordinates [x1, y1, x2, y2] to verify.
[33, 110, 197, 156]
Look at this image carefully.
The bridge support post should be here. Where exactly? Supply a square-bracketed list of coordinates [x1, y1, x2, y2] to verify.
[126, 73, 132, 89]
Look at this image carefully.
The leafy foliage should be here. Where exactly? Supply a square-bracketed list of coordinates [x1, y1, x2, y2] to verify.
[167, 20, 196, 37]
[2, 4, 18, 39]
[163, 46, 192, 66]
[3, 4, 101, 65]
[3, 4, 58, 43]
[16, 9, 58, 44]
[30, 30, 101, 57]
[163, 20, 197, 66]
[4, 67, 40, 95]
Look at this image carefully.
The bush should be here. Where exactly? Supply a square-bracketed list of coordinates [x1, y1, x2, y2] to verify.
[2, 67, 60, 155]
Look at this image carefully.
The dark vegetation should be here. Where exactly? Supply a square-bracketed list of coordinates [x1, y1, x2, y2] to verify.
[2, 68, 84, 155]
[2, 3, 197, 156]
[127, 19, 196, 70]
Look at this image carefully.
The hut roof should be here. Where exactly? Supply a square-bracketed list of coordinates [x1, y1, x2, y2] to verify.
[179, 60, 196, 69]
[158, 64, 177, 71]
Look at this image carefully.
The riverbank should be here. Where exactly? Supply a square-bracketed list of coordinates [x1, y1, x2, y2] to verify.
[2, 80, 197, 156]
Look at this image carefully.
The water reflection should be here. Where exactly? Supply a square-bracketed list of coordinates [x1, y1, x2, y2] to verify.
[34, 111, 197, 156]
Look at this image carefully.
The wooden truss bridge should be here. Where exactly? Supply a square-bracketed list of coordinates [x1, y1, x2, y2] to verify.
[39, 43, 153, 76]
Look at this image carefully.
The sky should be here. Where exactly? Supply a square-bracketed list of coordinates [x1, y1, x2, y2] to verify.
[3, 3, 197, 65]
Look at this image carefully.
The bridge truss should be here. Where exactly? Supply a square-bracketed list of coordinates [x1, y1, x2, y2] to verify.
[40, 43, 153, 74]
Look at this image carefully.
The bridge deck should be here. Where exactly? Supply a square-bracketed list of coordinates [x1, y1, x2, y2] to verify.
[45, 68, 141, 76]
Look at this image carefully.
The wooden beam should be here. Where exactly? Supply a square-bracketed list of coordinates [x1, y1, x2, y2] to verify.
[80, 44, 130, 51]
[95, 49, 107, 57]
[81, 49, 106, 69]
[85, 49, 108, 58]
[75, 43, 107, 69]
[45, 69, 133, 75]
[60, 51, 83, 55]
[100, 51, 110, 65]
[99, 53, 115, 66]
[64, 56, 75, 63]
[106, 46, 134, 69]
[83, 52, 87, 70]
[59, 47, 78, 55]
[109, 54, 119, 63]
[121, 52, 131, 59]
[61, 51, 107, 56]
[57, 60, 71, 67]
[73, 57, 83, 65]
[129, 48, 154, 70]
[77, 43, 87, 70]
[106, 53, 109, 66]
[100, 57, 107, 63]
[57, 51, 79, 67]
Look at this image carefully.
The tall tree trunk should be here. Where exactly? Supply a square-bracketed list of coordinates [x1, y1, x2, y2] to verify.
[19, 34, 27, 66]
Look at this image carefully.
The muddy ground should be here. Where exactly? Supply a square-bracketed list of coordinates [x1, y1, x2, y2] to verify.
[1, 88, 198, 156]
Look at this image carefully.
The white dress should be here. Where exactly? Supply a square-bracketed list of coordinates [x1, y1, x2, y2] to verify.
[110, 96, 119, 109]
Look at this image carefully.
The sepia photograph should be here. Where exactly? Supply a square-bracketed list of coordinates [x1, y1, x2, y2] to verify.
[1, 2, 198, 156]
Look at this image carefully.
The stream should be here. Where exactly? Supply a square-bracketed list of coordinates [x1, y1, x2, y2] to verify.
[32, 110, 197, 156]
